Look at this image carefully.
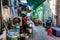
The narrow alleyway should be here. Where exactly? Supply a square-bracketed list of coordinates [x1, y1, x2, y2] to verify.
[32, 24, 60, 40]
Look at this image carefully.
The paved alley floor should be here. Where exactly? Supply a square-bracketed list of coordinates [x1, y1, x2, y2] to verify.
[32, 25, 60, 40]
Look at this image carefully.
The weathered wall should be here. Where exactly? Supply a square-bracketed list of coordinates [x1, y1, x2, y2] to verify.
[56, 0, 60, 26]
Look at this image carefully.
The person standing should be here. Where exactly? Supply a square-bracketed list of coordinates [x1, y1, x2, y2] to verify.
[22, 14, 28, 33]
[26, 8, 32, 21]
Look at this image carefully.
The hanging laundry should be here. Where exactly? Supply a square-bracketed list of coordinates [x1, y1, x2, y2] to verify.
[12, 7, 16, 17]
[8, 7, 11, 15]
[10, 0, 15, 6]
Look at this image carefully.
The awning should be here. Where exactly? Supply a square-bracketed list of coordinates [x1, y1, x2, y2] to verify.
[27, 0, 46, 9]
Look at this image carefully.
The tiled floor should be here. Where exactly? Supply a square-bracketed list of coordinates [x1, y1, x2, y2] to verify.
[32, 25, 60, 40]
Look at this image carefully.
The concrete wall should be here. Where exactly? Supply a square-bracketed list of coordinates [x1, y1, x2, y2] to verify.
[55, 0, 60, 26]
[48, 0, 60, 26]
